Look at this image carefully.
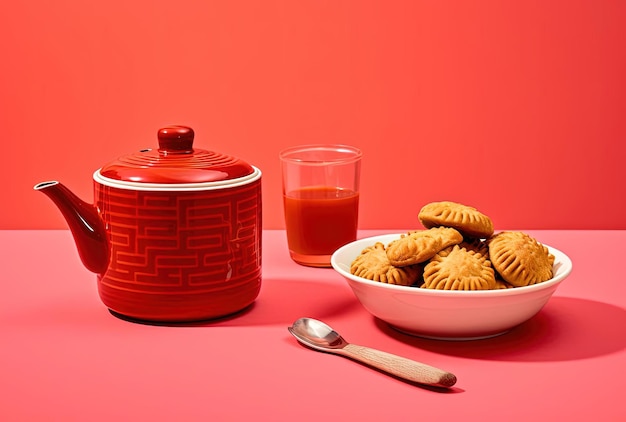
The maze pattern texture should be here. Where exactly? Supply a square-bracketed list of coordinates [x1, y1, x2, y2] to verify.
[94, 183, 262, 297]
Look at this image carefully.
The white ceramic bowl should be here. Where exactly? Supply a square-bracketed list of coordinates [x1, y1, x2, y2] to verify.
[331, 234, 573, 340]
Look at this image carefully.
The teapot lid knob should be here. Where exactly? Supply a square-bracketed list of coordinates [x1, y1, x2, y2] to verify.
[157, 126, 194, 154]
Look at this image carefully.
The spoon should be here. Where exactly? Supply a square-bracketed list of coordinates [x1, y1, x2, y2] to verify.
[288, 317, 457, 388]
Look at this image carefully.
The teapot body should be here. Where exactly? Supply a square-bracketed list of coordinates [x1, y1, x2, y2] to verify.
[94, 172, 262, 322]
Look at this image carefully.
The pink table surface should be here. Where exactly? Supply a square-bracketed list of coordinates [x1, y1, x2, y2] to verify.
[1, 230, 625, 421]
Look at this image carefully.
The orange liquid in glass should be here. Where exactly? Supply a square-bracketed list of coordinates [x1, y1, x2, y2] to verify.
[284, 186, 359, 266]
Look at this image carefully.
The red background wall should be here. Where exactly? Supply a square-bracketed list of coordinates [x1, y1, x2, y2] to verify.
[2, 1, 624, 230]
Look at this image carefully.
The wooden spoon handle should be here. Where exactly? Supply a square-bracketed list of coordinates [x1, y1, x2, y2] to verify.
[341, 343, 457, 388]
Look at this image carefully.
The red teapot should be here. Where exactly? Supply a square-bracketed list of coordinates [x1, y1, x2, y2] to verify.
[35, 126, 262, 322]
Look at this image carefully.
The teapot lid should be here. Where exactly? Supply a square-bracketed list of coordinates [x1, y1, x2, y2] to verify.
[98, 126, 255, 184]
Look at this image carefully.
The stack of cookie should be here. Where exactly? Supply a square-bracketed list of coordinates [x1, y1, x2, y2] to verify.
[350, 201, 555, 290]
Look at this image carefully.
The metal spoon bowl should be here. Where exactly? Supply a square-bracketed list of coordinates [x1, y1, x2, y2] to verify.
[288, 317, 457, 388]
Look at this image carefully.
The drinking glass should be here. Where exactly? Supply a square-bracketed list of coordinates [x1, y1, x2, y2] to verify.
[280, 144, 362, 267]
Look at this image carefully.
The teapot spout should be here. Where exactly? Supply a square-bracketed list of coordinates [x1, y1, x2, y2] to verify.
[34, 181, 109, 274]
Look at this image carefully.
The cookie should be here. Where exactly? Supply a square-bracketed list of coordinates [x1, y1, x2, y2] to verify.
[459, 238, 489, 257]
[418, 201, 494, 238]
[385, 227, 463, 267]
[351, 242, 422, 286]
[494, 278, 515, 289]
[422, 245, 496, 290]
[488, 231, 555, 287]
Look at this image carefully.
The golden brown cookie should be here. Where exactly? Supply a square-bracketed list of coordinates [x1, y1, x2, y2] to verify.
[418, 201, 494, 239]
[422, 245, 496, 290]
[494, 279, 515, 289]
[459, 238, 489, 257]
[385, 227, 463, 267]
[351, 242, 422, 286]
[488, 231, 555, 287]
